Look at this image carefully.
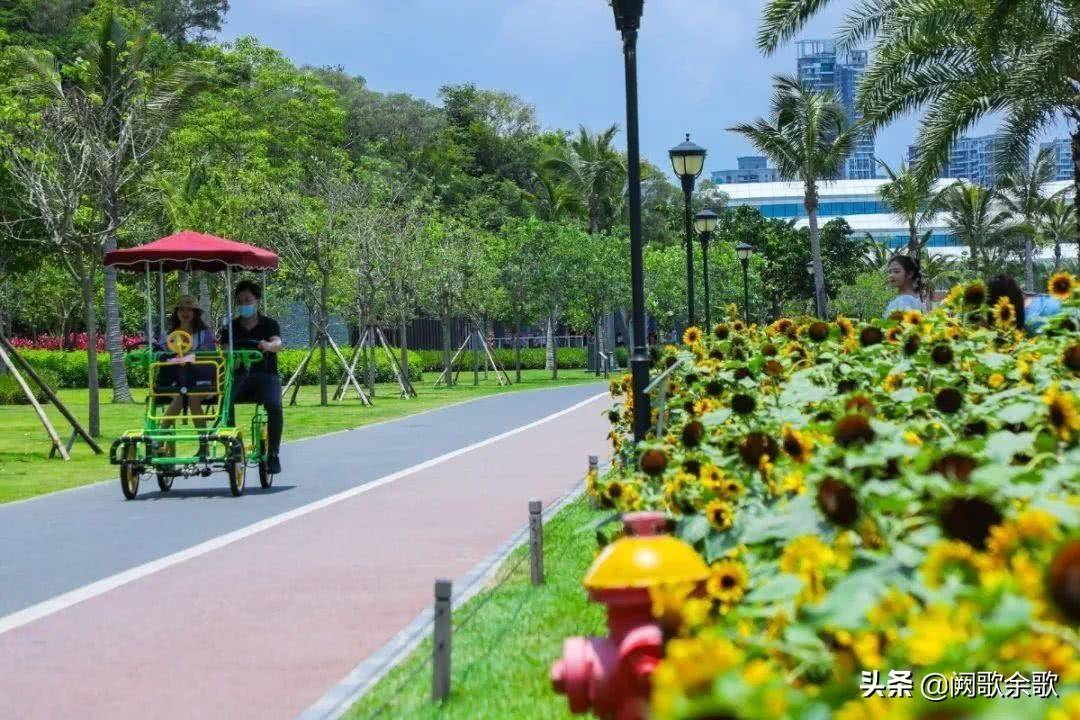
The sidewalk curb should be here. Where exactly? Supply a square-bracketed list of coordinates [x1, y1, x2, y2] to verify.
[297, 470, 604, 720]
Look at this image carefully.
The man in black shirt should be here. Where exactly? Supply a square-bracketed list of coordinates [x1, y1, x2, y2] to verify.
[222, 280, 284, 474]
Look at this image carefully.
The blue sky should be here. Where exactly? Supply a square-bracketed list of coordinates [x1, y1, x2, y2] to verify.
[218, 0, 1044, 180]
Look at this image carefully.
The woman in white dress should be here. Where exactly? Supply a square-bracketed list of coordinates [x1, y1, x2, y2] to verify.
[883, 255, 922, 317]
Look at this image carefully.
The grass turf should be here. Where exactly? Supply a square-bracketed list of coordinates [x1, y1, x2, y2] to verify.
[345, 496, 606, 720]
[0, 369, 605, 504]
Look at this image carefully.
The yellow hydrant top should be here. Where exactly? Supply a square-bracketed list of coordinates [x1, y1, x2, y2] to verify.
[584, 535, 709, 591]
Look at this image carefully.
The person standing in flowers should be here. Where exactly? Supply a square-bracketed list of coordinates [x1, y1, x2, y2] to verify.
[987, 273, 1070, 334]
[986, 275, 1027, 332]
[883, 255, 923, 317]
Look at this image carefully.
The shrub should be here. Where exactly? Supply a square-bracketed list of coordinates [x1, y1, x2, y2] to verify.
[0, 367, 62, 405]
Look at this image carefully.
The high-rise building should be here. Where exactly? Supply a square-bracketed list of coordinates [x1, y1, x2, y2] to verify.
[710, 156, 779, 184]
[907, 134, 1004, 187]
[796, 40, 876, 180]
[1040, 138, 1075, 181]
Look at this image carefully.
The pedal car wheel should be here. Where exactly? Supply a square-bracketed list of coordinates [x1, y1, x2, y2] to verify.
[157, 473, 174, 492]
[258, 461, 273, 489]
[120, 445, 139, 500]
[227, 441, 246, 497]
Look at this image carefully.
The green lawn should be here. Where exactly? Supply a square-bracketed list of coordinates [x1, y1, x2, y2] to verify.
[0, 369, 604, 504]
[346, 496, 606, 720]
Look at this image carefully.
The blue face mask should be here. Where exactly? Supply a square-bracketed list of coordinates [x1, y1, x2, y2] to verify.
[236, 303, 257, 319]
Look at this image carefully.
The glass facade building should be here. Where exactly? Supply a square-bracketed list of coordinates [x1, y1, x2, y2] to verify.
[796, 40, 876, 180]
[1041, 139, 1075, 182]
[909, 135, 1004, 186]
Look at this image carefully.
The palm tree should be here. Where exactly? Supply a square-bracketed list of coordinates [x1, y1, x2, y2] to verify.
[998, 147, 1055, 289]
[877, 160, 946, 256]
[522, 170, 584, 223]
[758, 0, 1080, 251]
[862, 236, 892, 272]
[16, 11, 205, 401]
[730, 75, 860, 317]
[1039, 196, 1078, 271]
[942, 183, 1020, 276]
[543, 124, 626, 234]
[919, 249, 963, 300]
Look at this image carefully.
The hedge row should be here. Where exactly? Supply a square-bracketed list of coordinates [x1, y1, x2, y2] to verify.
[413, 346, 629, 372]
[13, 348, 423, 390]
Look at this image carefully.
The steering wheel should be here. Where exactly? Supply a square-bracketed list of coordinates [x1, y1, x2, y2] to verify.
[166, 330, 193, 356]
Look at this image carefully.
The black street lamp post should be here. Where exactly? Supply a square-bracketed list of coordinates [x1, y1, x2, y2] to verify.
[611, 0, 650, 442]
[693, 209, 719, 329]
[669, 134, 706, 328]
[736, 242, 754, 325]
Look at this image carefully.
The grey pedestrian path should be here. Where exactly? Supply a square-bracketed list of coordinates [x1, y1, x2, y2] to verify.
[0, 383, 603, 618]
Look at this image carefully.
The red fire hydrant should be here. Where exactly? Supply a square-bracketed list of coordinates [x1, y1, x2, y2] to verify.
[551, 511, 709, 720]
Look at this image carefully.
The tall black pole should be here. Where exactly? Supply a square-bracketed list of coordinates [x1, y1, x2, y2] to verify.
[700, 233, 711, 329]
[614, 3, 650, 442]
[681, 177, 695, 328]
[741, 259, 750, 325]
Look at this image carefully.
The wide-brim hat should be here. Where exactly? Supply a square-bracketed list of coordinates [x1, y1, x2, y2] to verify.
[175, 295, 201, 312]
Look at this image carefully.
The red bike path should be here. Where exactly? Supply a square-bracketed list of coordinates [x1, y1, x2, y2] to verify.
[0, 390, 610, 719]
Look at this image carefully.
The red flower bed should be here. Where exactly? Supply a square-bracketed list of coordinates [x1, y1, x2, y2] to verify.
[9, 333, 144, 351]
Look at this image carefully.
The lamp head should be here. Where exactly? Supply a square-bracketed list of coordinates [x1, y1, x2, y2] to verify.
[669, 133, 706, 179]
[611, 0, 644, 31]
[693, 209, 719, 234]
[736, 242, 755, 262]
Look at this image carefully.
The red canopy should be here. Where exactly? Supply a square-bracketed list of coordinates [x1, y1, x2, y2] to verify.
[103, 231, 278, 272]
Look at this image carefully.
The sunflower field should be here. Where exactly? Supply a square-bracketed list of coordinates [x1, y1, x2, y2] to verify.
[587, 272, 1080, 719]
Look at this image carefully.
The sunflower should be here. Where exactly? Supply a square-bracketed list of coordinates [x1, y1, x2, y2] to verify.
[817, 478, 858, 526]
[700, 464, 725, 492]
[859, 326, 883, 347]
[706, 559, 748, 604]
[1044, 385, 1080, 441]
[732, 320, 746, 333]
[844, 395, 875, 416]
[771, 318, 793, 335]
[903, 309, 923, 325]
[730, 393, 756, 415]
[704, 499, 734, 530]
[640, 448, 668, 476]
[902, 333, 921, 356]
[1048, 539, 1080, 623]
[714, 323, 730, 340]
[782, 425, 812, 463]
[834, 414, 876, 447]
[992, 296, 1017, 329]
[739, 432, 778, 467]
[1064, 344, 1080, 373]
[807, 321, 830, 342]
[835, 316, 854, 338]
[930, 344, 954, 365]
[934, 387, 964, 414]
[683, 326, 703, 346]
[885, 326, 904, 344]
[763, 359, 784, 377]
[681, 420, 705, 448]
[963, 282, 986, 308]
[1048, 271, 1075, 301]
[931, 453, 977, 482]
[940, 496, 1003, 549]
[719, 477, 744, 500]
[882, 373, 904, 393]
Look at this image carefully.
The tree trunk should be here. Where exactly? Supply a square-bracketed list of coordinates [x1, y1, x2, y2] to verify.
[1073, 130, 1080, 253]
[805, 183, 829, 318]
[907, 221, 918, 256]
[441, 313, 453, 386]
[399, 312, 409, 387]
[102, 190, 131, 402]
[472, 321, 479, 387]
[1024, 224, 1035, 292]
[546, 312, 557, 380]
[178, 271, 190, 296]
[594, 316, 602, 377]
[1055, 239, 1062, 271]
[319, 273, 329, 406]
[80, 270, 101, 437]
[513, 318, 521, 383]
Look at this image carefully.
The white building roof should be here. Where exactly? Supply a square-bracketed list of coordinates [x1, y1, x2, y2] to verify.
[719, 178, 1073, 203]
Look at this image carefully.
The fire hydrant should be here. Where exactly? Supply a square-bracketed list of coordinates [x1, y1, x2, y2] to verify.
[551, 511, 708, 720]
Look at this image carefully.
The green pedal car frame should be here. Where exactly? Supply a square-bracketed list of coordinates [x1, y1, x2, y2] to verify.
[104, 231, 280, 499]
